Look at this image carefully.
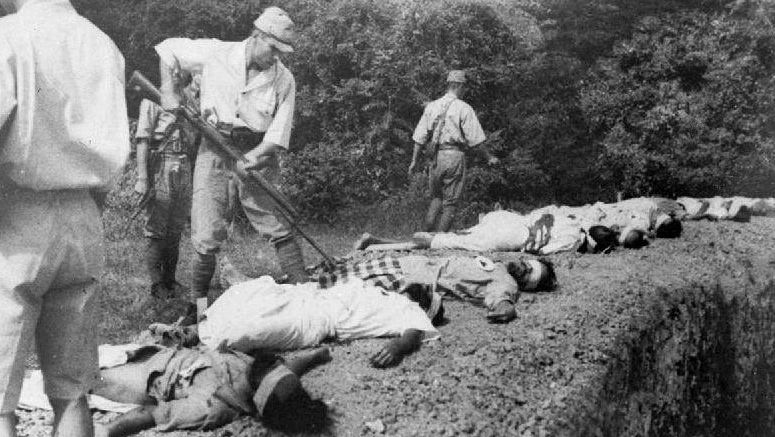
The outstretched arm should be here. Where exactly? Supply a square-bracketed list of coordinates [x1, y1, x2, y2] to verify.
[101, 406, 156, 437]
[369, 329, 423, 368]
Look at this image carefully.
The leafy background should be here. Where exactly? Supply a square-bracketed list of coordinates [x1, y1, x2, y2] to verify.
[71, 0, 775, 221]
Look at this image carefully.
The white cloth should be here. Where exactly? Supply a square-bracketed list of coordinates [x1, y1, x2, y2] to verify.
[0, 0, 130, 190]
[430, 210, 529, 252]
[155, 38, 295, 148]
[199, 277, 438, 352]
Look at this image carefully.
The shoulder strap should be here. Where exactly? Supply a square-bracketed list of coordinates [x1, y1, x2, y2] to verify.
[429, 97, 456, 145]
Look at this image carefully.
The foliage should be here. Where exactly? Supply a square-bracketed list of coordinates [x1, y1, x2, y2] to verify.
[66, 0, 775, 219]
[581, 11, 775, 197]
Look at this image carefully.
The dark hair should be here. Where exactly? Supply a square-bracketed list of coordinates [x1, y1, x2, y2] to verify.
[588, 225, 618, 253]
[262, 386, 330, 433]
[534, 258, 558, 291]
[507, 258, 558, 292]
[731, 205, 752, 223]
[404, 283, 445, 326]
[655, 217, 682, 238]
[622, 229, 649, 249]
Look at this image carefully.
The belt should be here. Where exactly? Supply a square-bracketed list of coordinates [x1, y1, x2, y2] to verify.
[216, 124, 265, 151]
[438, 143, 463, 151]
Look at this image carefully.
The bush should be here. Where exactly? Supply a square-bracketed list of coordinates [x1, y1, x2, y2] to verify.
[581, 11, 775, 198]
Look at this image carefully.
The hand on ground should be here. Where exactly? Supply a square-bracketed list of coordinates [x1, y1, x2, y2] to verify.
[369, 341, 403, 368]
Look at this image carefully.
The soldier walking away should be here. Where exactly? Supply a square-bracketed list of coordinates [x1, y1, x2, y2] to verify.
[155, 6, 307, 318]
[409, 70, 499, 232]
[0, 0, 131, 435]
[134, 80, 198, 299]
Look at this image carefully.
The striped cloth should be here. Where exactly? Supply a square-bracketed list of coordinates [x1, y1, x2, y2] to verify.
[316, 256, 406, 291]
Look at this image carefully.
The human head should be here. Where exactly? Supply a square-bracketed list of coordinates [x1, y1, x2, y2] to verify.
[404, 283, 445, 326]
[252, 362, 329, 432]
[507, 258, 557, 292]
[248, 7, 296, 70]
[446, 69, 467, 97]
[654, 214, 682, 238]
[585, 225, 618, 253]
[619, 226, 649, 249]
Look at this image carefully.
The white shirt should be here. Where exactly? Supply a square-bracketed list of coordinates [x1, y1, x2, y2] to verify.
[0, 0, 130, 190]
[155, 38, 295, 149]
[199, 277, 438, 351]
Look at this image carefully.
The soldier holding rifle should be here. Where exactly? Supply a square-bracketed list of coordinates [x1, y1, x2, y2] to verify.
[133, 78, 199, 299]
[155, 7, 307, 317]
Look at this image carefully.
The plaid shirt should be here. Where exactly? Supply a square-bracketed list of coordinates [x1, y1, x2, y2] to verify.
[316, 256, 406, 291]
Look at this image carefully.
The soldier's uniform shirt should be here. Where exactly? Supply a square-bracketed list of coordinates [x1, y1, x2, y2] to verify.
[135, 99, 194, 238]
[139, 347, 254, 431]
[412, 93, 486, 207]
[315, 255, 519, 311]
[155, 38, 296, 252]
[0, 0, 129, 413]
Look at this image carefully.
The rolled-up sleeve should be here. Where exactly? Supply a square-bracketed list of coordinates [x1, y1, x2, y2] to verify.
[263, 74, 295, 149]
[0, 34, 17, 134]
[155, 38, 219, 74]
[460, 105, 486, 147]
[134, 99, 157, 140]
[412, 105, 433, 144]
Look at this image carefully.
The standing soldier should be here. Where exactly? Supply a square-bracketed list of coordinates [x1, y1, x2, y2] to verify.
[409, 70, 499, 232]
[0, 0, 130, 435]
[133, 80, 198, 299]
[155, 6, 307, 317]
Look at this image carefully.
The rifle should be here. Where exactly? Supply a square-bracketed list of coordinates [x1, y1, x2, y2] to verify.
[127, 71, 336, 267]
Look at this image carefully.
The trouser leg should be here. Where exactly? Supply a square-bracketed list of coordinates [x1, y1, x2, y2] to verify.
[422, 198, 443, 232]
[274, 237, 308, 284]
[191, 252, 216, 301]
[424, 160, 444, 232]
[145, 238, 165, 294]
[161, 234, 181, 288]
[438, 150, 466, 232]
[437, 206, 458, 232]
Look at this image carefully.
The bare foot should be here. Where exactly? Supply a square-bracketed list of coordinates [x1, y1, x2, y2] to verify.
[353, 232, 373, 251]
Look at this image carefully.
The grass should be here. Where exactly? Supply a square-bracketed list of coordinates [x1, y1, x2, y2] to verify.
[95, 195, 438, 344]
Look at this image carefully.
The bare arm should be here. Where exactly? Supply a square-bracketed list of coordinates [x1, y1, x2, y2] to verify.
[408, 142, 424, 174]
[134, 139, 150, 195]
[104, 406, 156, 437]
[369, 329, 423, 368]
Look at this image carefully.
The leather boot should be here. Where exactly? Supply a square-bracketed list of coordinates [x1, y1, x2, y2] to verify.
[145, 238, 166, 297]
[162, 234, 181, 291]
[437, 206, 458, 232]
[274, 237, 308, 284]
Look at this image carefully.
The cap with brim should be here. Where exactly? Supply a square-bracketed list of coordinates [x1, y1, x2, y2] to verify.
[447, 70, 467, 83]
[252, 364, 302, 418]
[253, 6, 296, 53]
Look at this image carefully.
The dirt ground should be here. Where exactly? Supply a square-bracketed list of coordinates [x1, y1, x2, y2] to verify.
[16, 217, 775, 437]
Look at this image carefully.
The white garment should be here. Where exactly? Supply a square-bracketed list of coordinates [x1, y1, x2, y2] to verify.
[155, 38, 295, 148]
[431, 210, 529, 252]
[199, 277, 438, 352]
[0, 0, 130, 190]
[412, 92, 486, 147]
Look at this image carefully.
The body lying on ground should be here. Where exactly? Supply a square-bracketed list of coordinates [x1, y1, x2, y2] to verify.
[354, 210, 620, 255]
[150, 277, 441, 368]
[93, 345, 331, 436]
[313, 254, 557, 324]
[534, 197, 684, 244]
[677, 196, 775, 222]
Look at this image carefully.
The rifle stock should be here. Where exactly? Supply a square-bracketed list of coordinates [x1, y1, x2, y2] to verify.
[127, 71, 335, 267]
